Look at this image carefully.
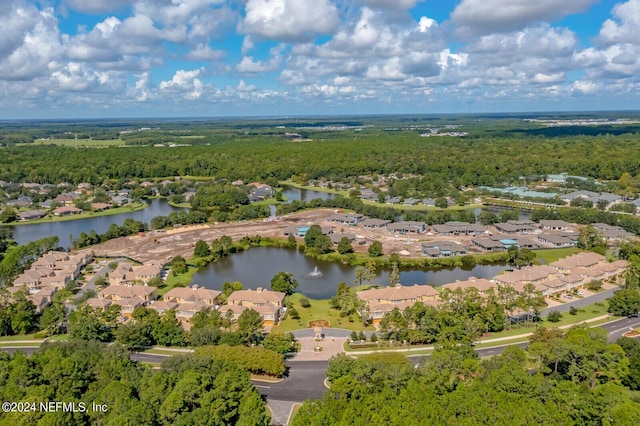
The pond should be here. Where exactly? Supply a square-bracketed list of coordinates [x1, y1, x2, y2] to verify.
[10, 198, 184, 248]
[190, 247, 506, 299]
[281, 185, 337, 203]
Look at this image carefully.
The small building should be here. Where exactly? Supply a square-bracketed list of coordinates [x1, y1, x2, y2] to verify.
[386, 221, 427, 234]
[361, 218, 391, 229]
[421, 241, 467, 258]
[52, 206, 82, 216]
[539, 220, 571, 231]
[18, 210, 47, 221]
[328, 213, 365, 226]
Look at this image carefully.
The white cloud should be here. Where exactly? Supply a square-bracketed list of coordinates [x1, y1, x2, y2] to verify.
[50, 62, 114, 92]
[159, 68, 204, 99]
[0, 4, 63, 80]
[362, 0, 423, 9]
[236, 47, 283, 73]
[573, 80, 599, 94]
[598, 0, 640, 45]
[242, 0, 339, 42]
[451, 0, 598, 37]
[237, 80, 256, 92]
[184, 44, 226, 61]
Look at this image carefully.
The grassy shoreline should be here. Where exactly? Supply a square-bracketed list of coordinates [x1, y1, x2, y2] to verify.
[2, 201, 147, 226]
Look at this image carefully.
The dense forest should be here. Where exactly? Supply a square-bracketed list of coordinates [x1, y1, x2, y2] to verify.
[2, 129, 640, 185]
[0, 341, 270, 425]
[293, 327, 640, 425]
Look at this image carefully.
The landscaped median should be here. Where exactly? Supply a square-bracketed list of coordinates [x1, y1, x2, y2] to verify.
[343, 309, 621, 357]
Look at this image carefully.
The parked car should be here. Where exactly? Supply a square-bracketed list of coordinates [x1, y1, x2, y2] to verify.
[564, 294, 573, 299]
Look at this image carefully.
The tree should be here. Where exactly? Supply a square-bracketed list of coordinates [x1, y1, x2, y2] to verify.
[368, 240, 383, 257]
[170, 255, 187, 276]
[578, 225, 607, 255]
[262, 331, 296, 355]
[507, 246, 536, 269]
[303, 224, 323, 247]
[270, 271, 299, 295]
[435, 197, 448, 209]
[314, 234, 334, 254]
[8, 290, 37, 335]
[39, 301, 67, 335]
[337, 237, 354, 254]
[193, 239, 210, 257]
[608, 288, 640, 317]
[237, 308, 263, 344]
[223, 281, 243, 297]
[388, 262, 400, 285]
[287, 233, 297, 248]
[68, 306, 113, 342]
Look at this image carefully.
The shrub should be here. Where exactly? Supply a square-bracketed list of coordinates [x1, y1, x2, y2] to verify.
[299, 297, 311, 308]
[289, 307, 300, 320]
[569, 306, 578, 316]
[547, 311, 563, 323]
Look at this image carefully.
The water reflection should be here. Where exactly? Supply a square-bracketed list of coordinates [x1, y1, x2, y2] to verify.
[191, 247, 506, 299]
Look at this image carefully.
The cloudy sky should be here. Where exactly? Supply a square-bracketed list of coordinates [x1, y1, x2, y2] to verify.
[1, 0, 639, 119]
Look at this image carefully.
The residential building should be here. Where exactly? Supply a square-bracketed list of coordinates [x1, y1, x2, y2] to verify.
[227, 288, 286, 325]
[356, 283, 440, 323]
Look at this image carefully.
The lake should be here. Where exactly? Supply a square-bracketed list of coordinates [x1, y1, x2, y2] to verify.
[10, 198, 184, 248]
[190, 247, 506, 299]
[282, 185, 337, 202]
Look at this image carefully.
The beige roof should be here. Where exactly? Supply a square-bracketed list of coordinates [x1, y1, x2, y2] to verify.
[163, 286, 221, 304]
[133, 264, 162, 278]
[551, 252, 605, 270]
[85, 298, 113, 309]
[99, 284, 156, 299]
[494, 265, 555, 285]
[227, 288, 285, 306]
[111, 297, 145, 309]
[175, 301, 210, 314]
[357, 284, 439, 303]
[219, 304, 247, 316]
[147, 300, 179, 312]
[441, 278, 494, 293]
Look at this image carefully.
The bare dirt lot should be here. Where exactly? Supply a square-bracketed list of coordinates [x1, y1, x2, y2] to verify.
[80, 208, 577, 266]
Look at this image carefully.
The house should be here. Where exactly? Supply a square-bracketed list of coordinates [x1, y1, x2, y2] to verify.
[539, 220, 571, 231]
[356, 283, 440, 323]
[85, 297, 113, 311]
[163, 285, 221, 305]
[328, 213, 365, 226]
[111, 297, 145, 317]
[471, 237, 506, 251]
[386, 221, 427, 234]
[441, 277, 495, 294]
[54, 193, 76, 205]
[403, 198, 419, 206]
[218, 304, 247, 321]
[550, 252, 605, 273]
[330, 233, 356, 245]
[591, 223, 634, 241]
[493, 265, 556, 286]
[90, 202, 112, 212]
[494, 222, 534, 234]
[18, 210, 47, 221]
[98, 284, 157, 301]
[537, 234, 576, 248]
[227, 288, 286, 325]
[53, 206, 82, 216]
[433, 222, 485, 236]
[421, 241, 467, 258]
[361, 218, 391, 229]
[147, 300, 179, 315]
[422, 198, 436, 207]
[175, 301, 210, 319]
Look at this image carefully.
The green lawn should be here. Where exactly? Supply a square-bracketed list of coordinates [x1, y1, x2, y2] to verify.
[273, 293, 375, 332]
[25, 138, 125, 147]
[0, 334, 39, 342]
[533, 247, 582, 264]
[159, 265, 200, 296]
[3, 202, 147, 226]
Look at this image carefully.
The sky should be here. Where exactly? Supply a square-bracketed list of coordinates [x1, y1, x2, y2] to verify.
[0, 0, 639, 119]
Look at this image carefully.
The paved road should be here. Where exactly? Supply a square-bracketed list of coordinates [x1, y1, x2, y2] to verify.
[541, 287, 617, 316]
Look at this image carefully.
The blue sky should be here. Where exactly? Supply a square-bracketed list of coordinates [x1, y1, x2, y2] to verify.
[0, 0, 638, 119]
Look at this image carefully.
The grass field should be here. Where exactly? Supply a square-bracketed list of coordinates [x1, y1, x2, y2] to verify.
[533, 247, 581, 264]
[27, 138, 125, 147]
[272, 293, 375, 332]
